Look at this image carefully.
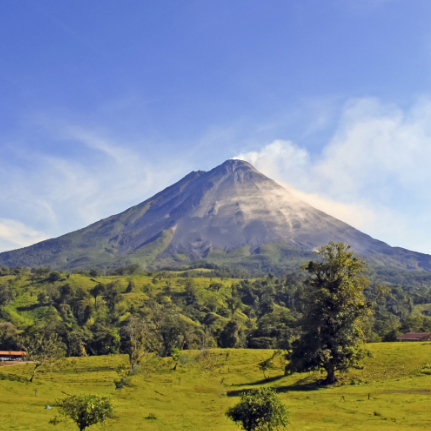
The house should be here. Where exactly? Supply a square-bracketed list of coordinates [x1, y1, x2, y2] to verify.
[0, 351, 27, 361]
[397, 332, 431, 342]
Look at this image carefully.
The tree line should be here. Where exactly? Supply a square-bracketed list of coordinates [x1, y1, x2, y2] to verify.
[0, 248, 430, 364]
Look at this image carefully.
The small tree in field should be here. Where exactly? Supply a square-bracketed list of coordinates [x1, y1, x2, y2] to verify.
[120, 317, 159, 372]
[285, 242, 373, 384]
[226, 388, 289, 431]
[21, 333, 65, 382]
[171, 346, 182, 370]
[258, 351, 280, 380]
[58, 394, 113, 431]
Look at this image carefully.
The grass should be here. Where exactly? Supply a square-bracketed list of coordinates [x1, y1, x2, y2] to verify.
[1, 342, 431, 430]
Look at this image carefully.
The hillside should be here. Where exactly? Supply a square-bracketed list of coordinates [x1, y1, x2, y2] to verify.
[2, 267, 431, 356]
[2, 344, 431, 430]
[1, 159, 431, 273]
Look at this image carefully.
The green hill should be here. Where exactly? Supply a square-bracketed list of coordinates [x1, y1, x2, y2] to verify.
[2, 343, 431, 430]
[2, 266, 431, 356]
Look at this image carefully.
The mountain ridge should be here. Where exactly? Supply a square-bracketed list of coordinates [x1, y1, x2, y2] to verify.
[1, 159, 431, 273]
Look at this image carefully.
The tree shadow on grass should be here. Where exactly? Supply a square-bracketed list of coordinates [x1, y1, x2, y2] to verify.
[227, 376, 326, 397]
[230, 375, 285, 387]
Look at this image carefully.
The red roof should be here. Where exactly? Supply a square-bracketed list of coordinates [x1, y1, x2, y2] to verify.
[0, 351, 27, 356]
[397, 332, 431, 341]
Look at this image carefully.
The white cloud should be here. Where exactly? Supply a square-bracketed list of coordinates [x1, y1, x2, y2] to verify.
[0, 120, 191, 252]
[235, 140, 385, 233]
[236, 98, 431, 254]
[235, 140, 309, 183]
[314, 98, 431, 202]
[0, 219, 48, 252]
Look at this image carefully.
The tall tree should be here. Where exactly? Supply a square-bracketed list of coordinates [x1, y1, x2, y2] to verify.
[285, 242, 373, 384]
[0, 322, 19, 350]
[120, 317, 160, 372]
[0, 283, 14, 307]
[103, 282, 121, 313]
[20, 333, 65, 382]
[90, 283, 105, 310]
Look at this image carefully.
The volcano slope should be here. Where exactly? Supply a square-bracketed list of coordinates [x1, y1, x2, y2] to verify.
[1, 159, 431, 273]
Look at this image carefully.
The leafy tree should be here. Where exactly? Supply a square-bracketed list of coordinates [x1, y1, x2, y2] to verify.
[125, 264, 140, 275]
[125, 280, 135, 293]
[285, 242, 373, 384]
[0, 322, 19, 350]
[0, 283, 14, 307]
[226, 297, 243, 318]
[57, 394, 113, 431]
[107, 264, 140, 276]
[54, 323, 88, 357]
[219, 320, 242, 348]
[184, 279, 198, 304]
[209, 282, 223, 291]
[20, 333, 65, 382]
[89, 268, 101, 277]
[226, 387, 289, 431]
[120, 317, 159, 371]
[0, 266, 10, 276]
[90, 283, 105, 310]
[103, 282, 122, 314]
[48, 271, 62, 283]
[171, 346, 182, 370]
[31, 267, 51, 278]
[258, 351, 280, 380]
[86, 324, 120, 355]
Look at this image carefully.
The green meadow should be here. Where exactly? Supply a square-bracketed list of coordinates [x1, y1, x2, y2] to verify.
[2, 264, 431, 430]
[1, 342, 431, 430]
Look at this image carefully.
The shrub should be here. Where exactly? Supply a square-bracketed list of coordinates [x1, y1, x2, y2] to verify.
[226, 387, 289, 431]
[57, 394, 113, 431]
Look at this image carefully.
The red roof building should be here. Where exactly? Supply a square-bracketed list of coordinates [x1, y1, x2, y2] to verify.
[397, 332, 431, 342]
[0, 351, 27, 361]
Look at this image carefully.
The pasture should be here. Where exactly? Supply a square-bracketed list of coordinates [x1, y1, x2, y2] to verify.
[1, 342, 431, 430]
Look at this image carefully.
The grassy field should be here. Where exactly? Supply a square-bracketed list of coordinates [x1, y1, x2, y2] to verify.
[1, 342, 431, 430]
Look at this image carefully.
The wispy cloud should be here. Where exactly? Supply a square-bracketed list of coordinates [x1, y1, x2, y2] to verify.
[0, 219, 48, 252]
[236, 97, 431, 254]
[0, 119, 191, 252]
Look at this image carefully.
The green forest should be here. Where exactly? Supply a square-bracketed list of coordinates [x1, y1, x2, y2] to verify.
[2, 259, 431, 358]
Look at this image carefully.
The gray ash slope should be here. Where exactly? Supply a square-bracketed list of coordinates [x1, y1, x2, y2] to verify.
[1, 159, 431, 272]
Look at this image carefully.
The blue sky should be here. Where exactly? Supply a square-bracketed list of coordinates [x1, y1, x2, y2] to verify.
[2, 0, 431, 254]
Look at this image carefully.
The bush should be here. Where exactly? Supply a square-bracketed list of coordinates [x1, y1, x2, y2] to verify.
[48, 271, 62, 283]
[57, 394, 113, 431]
[226, 387, 289, 431]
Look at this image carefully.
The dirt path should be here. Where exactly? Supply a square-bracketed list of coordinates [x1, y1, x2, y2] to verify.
[0, 361, 28, 367]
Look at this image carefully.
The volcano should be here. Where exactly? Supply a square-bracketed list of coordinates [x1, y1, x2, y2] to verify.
[1, 159, 430, 273]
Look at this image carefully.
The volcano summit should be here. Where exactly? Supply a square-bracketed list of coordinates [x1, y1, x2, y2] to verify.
[1, 159, 430, 273]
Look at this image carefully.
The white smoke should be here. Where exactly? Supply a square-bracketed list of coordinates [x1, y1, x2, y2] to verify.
[236, 97, 431, 253]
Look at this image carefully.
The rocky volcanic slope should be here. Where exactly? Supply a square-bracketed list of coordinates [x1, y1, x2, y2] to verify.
[1, 159, 431, 273]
